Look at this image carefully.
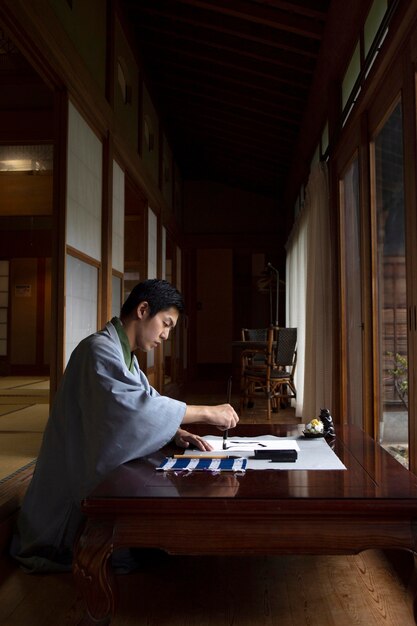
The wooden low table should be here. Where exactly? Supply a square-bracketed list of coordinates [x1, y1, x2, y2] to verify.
[73, 423, 417, 625]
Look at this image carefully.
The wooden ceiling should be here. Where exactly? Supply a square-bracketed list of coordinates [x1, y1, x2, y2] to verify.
[120, 0, 331, 198]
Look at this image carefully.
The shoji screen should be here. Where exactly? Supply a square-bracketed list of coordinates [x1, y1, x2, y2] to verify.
[65, 255, 98, 360]
[176, 245, 181, 291]
[66, 103, 102, 258]
[112, 160, 125, 317]
[147, 207, 157, 368]
[148, 207, 157, 279]
[176, 245, 186, 369]
[161, 226, 166, 280]
[65, 101, 102, 364]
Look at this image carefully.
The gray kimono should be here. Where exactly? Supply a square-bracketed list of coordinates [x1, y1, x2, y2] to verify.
[10, 321, 186, 572]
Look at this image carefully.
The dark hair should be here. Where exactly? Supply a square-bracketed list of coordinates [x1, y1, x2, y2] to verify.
[120, 279, 184, 318]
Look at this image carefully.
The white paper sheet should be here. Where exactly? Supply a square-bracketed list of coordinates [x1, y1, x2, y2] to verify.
[183, 435, 346, 470]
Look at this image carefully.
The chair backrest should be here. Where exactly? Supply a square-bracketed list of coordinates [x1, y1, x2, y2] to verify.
[274, 327, 297, 367]
[242, 328, 268, 342]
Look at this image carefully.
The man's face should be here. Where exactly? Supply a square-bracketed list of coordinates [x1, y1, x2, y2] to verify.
[135, 304, 179, 352]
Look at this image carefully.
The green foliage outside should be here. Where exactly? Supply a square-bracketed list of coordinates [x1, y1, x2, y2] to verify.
[387, 352, 408, 409]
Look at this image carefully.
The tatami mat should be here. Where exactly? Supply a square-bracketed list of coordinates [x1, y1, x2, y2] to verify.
[0, 432, 44, 457]
[0, 377, 48, 390]
[0, 404, 29, 416]
[0, 393, 48, 405]
[0, 377, 49, 405]
[0, 432, 44, 479]
[19, 380, 49, 391]
[0, 404, 49, 432]
[0, 377, 50, 481]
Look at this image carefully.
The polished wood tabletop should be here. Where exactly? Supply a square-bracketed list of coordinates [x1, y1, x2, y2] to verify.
[84, 422, 417, 500]
[74, 423, 417, 625]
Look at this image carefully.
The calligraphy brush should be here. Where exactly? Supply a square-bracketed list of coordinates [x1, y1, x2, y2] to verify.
[223, 376, 232, 450]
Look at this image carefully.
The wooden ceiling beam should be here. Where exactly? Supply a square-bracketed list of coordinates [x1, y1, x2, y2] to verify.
[177, 124, 288, 159]
[168, 0, 324, 39]
[249, 0, 328, 20]
[183, 155, 281, 190]
[190, 162, 280, 188]
[150, 63, 306, 108]
[169, 110, 296, 144]
[200, 148, 283, 174]
[157, 85, 302, 127]
[183, 149, 279, 175]
[137, 24, 315, 75]
[154, 80, 304, 125]
[179, 129, 292, 159]
[176, 133, 283, 166]
[145, 46, 310, 91]
[147, 49, 308, 98]
[145, 50, 311, 92]
[127, 3, 319, 58]
[195, 143, 281, 166]
[119, 0, 333, 198]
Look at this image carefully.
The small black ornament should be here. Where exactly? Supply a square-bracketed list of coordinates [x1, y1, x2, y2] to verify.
[319, 408, 335, 437]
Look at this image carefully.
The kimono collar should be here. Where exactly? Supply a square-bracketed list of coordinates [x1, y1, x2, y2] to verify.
[111, 317, 135, 373]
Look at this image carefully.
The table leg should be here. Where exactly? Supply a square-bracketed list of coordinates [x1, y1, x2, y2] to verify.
[73, 519, 116, 625]
[409, 552, 417, 623]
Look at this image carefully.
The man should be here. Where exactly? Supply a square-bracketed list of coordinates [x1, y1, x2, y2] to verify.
[10, 279, 238, 572]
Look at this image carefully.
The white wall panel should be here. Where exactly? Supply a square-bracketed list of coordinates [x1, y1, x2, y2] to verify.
[112, 274, 122, 318]
[112, 161, 125, 273]
[161, 226, 166, 280]
[65, 254, 98, 365]
[66, 102, 102, 260]
[176, 246, 182, 291]
[147, 206, 157, 367]
[148, 206, 157, 279]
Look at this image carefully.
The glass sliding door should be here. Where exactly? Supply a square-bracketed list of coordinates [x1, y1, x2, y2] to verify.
[371, 101, 408, 467]
[340, 157, 363, 425]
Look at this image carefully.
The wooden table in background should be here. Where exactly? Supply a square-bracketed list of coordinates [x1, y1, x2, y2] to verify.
[73, 423, 417, 625]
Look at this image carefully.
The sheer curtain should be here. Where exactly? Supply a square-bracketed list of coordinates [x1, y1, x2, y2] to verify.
[286, 162, 333, 418]
[286, 207, 308, 416]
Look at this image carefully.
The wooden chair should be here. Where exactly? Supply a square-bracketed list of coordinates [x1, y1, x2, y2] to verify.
[269, 327, 297, 413]
[241, 327, 269, 368]
[240, 327, 297, 419]
[239, 328, 269, 410]
[241, 328, 268, 341]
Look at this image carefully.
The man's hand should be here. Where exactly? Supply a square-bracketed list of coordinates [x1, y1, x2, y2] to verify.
[174, 428, 214, 451]
[182, 403, 239, 431]
[205, 403, 239, 430]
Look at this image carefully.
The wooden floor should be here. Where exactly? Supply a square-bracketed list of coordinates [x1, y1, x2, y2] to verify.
[182, 378, 300, 424]
[0, 377, 416, 625]
[0, 549, 415, 625]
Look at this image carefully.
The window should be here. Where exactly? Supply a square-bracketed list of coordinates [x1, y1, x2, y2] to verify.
[143, 117, 154, 152]
[364, 0, 388, 57]
[117, 59, 132, 105]
[340, 157, 363, 424]
[0, 144, 53, 171]
[342, 0, 398, 123]
[342, 42, 361, 112]
[371, 101, 408, 467]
